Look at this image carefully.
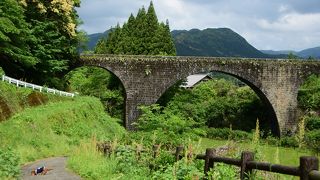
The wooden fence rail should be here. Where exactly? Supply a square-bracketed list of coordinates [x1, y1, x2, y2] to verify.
[1, 75, 75, 97]
[97, 143, 320, 180]
[196, 148, 319, 180]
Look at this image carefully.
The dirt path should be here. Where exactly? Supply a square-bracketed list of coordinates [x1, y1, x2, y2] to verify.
[21, 157, 81, 180]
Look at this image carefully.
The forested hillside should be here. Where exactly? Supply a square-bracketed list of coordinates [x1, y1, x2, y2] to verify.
[87, 28, 274, 58]
[172, 28, 267, 58]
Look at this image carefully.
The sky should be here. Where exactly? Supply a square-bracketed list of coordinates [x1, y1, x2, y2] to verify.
[77, 0, 320, 51]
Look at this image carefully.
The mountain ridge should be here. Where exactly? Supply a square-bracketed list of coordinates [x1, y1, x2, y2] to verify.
[261, 47, 320, 59]
[85, 28, 318, 59]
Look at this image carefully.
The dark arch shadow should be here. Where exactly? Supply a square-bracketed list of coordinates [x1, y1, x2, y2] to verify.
[65, 65, 127, 127]
[157, 70, 280, 137]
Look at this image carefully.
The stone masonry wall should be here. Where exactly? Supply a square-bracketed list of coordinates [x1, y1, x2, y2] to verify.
[79, 55, 320, 136]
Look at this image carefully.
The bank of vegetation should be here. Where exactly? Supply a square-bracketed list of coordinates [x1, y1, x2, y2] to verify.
[0, 88, 125, 178]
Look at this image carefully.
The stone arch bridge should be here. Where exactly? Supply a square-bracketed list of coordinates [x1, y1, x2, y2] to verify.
[78, 54, 320, 136]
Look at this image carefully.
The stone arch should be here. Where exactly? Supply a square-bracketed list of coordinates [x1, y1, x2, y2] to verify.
[155, 70, 280, 137]
[66, 65, 127, 126]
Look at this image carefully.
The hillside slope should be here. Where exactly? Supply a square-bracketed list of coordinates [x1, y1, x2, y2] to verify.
[0, 80, 71, 122]
[298, 46, 320, 58]
[86, 30, 110, 51]
[0, 96, 125, 165]
[261, 46, 320, 59]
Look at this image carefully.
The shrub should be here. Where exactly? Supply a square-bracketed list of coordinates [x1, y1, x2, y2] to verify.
[305, 130, 320, 155]
[305, 116, 320, 131]
[206, 128, 252, 141]
[279, 136, 298, 148]
[0, 147, 20, 179]
[208, 163, 238, 179]
[133, 104, 205, 147]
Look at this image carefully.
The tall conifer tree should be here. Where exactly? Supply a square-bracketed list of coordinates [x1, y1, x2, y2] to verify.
[96, 1, 176, 56]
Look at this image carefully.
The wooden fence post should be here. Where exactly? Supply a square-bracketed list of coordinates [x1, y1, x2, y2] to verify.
[240, 151, 254, 180]
[300, 156, 319, 180]
[152, 144, 160, 158]
[204, 148, 215, 176]
[175, 146, 184, 161]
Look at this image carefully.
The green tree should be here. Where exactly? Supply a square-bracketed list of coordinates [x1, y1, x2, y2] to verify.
[0, 0, 37, 74]
[95, 1, 176, 56]
[288, 52, 298, 59]
[145, 1, 159, 54]
[94, 38, 108, 54]
[1, 0, 81, 88]
[134, 7, 148, 54]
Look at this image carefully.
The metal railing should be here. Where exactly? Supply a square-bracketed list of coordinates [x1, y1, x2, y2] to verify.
[1, 75, 75, 97]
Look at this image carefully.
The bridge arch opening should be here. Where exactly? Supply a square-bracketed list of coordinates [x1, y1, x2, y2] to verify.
[156, 71, 280, 137]
[65, 66, 126, 126]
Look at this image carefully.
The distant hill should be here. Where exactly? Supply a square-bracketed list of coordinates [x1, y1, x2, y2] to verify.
[86, 28, 279, 58]
[172, 28, 268, 58]
[298, 47, 320, 58]
[86, 30, 110, 51]
[261, 47, 320, 59]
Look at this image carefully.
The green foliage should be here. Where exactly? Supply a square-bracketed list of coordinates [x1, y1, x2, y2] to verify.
[288, 52, 298, 59]
[152, 159, 204, 180]
[298, 75, 320, 110]
[95, 1, 176, 56]
[208, 163, 238, 180]
[172, 28, 266, 58]
[68, 140, 121, 180]
[305, 130, 320, 155]
[0, 0, 80, 88]
[65, 67, 125, 119]
[0, 96, 125, 165]
[0, 147, 20, 179]
[206, 128, 252, 141]
[305, 116, 320, 131]
[165, 79, 265, 132]
[0, 0, 37, 67]
[0, 80, 71, 122]
[279, 136, 298, 148]
[133, 104, 205, 147]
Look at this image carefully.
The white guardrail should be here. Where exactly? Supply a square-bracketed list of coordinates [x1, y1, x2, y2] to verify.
[1, 75, 75, 97]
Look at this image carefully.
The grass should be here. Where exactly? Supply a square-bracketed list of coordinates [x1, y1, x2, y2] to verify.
[198, 138, 316, 166]
[68, 138, 119, 180]
[0, 80, 72, 122]
[0, 96, 125, 165]
[197, 138, 319, 180]
[0, 79, 126, 178]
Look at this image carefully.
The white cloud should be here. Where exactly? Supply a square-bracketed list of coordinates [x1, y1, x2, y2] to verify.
[257, 13, 320, 32]
[77, 0, 320, 51]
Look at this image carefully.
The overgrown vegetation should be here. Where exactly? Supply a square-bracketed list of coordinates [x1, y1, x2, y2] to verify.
[297, 74, 320, 155]
[0, 96, 125, 178]
[65, 67, 125, 119]
[0, 80, 71, 121]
